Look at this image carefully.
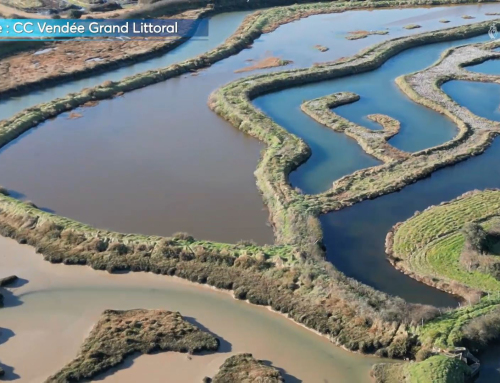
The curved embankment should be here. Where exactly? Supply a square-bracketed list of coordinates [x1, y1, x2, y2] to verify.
[209, 19, 500, 256]
[385, 42, 500, 298]
[0, 0, 488, 98]
[301, 92, 409, 162]
[206, 17, 500, 368]
[45, 309, 220, 382]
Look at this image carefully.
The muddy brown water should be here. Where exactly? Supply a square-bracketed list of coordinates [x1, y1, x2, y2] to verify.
[0, 237, 381, 382]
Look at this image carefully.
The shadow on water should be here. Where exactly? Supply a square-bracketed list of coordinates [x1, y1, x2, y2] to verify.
[0, 328, 14, 346]
[184, 316, 232, 353]
[2, 189, 55, 213]
[0, 278, 28, 309]
[0, 328, 19, 380]
[4, 190, 26, 200]
[477, 344, 500, 383]
[0, 361, 20, 381]
[261, 360, 302, 383]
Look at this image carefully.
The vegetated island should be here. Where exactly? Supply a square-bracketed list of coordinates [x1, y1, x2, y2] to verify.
[404, 24, 421, 29]
[387, 190, 500, 298]
[208, 20, 500, 381]
[1, 9, 500, 383]
[45, 309, 220, 382]
[314, 44, 329, 52]
[234, 56, 293, 73]
[346, 30, 389, 40]
[206, 353, 284, 383]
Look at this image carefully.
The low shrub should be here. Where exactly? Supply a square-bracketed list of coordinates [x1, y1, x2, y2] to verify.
[461, 307, 500, 353]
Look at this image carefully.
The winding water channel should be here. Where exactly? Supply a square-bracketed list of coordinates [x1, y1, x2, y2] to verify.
[2, 3, 500, 382]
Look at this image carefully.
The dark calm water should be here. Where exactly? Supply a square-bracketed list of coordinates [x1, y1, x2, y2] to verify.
[478, 345, 500, 383]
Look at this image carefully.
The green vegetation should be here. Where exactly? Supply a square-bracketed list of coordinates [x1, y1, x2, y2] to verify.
[346, 30, 389, 40]
[389, 190, 500, 295]
[0, 191, 442, 358]
[460, 306, 500, 353]
[389, 189, 500, 372]
[210, 353, 284, 383]
[372, 355, 471, 383]
[46, 309, 219, 382]
[418, 297, 500, 350]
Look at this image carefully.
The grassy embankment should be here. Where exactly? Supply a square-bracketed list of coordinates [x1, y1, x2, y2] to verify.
[388, 190, 500, 296]
[0, 190, 426, 357]
[208, 20, 500, 380]
[388, 190, 500, 347]
[45, 309, 219, 382]
[372, 355, 472, 383]
[301, 91, 409, 162]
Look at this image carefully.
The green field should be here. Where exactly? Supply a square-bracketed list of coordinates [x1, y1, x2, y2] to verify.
[392, 190, 500, 293]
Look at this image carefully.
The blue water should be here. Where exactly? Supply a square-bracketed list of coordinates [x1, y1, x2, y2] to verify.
[254, 35, 489, 195]
[443, 80, 500, 122]
[466, 58, 500, 75]
[254, 35, 498, 307]
[322, 139, 500, 306]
